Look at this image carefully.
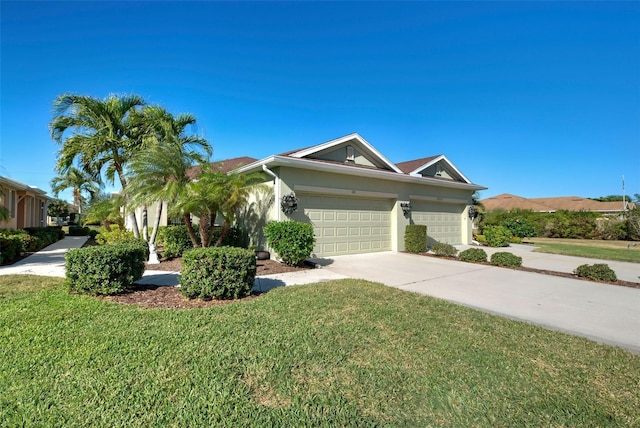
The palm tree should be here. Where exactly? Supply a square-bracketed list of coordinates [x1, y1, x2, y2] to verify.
[50, 167, 100, 215]
[124, 107, 211, 260]
[83, 193, 125, 231]
[50, 93, 146, 237]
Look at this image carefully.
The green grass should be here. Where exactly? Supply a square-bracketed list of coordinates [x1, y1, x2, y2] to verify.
[2, 275, 639, 427]
[527, 238, 640, 263]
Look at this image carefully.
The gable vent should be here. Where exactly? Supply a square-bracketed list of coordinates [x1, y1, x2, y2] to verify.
[346, 145, 355, 163]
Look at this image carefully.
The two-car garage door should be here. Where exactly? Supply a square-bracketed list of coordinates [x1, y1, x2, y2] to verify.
[299, 194, 393, 257]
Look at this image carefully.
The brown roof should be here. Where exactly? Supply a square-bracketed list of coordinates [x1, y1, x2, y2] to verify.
[395, 156, 441, 174]
[186, 156, 258, 179]
[481, 193, 634, 212]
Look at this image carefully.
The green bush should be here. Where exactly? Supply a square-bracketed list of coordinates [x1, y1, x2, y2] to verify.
[484, 225, 512, 247]
[432, 242, 457, 257]
[574, 264, 617, 282]
[0, 235, 23, 264]
[95, 227, 136, 245]
[475, 235, 487, 243]
[68, 225, 91, 236]
[404, 224, 427, 253]
[65, 242, 147, 295]
[502, 217, 537, 238]
[264, 220, 315, 266]
[510, 236, 523, 244]
[211, 225, 246, 248]
[458, 248, 488, 263]
[180, 247, 256, 300]
[24, 227, 64, 247]
[162, 225, 198, 258]
[490, 252, 522, 268]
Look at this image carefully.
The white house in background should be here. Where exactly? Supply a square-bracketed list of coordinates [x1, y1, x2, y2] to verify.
[0, 176, 51, 229]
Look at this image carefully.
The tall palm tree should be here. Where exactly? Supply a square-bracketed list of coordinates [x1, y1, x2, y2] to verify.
[50, 167, 100, 215]
[124, 107, 211, 260]
[50, 93, 146, 237]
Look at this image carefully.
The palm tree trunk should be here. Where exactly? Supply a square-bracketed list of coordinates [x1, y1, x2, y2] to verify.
[182, 214, 199, 248]
[214, 221, 231, 247]
[199, 213, 212, 247]
[142, 204, 149, 241]
[147, 201, 162, 264]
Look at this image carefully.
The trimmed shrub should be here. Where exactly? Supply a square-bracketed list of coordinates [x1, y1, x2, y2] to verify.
[68, 225, 91, 236]
[0, 235, 23, 264]
[459, 248, 487, 263]
[490, 252, 522, 268]
[24, 227, 64, 247]
[180, 247, 256, 300]
[405, 224, 427, 253]
[475, 235, 487, 243]
[65, 242, 147, 295]
[163, 225, 198, 258]
[510, 236, 523, 244]
[95, 227, 136, 245]
[574, 264, 617, 282]
[484, 225, 511, 247]
[432, 242, 457, 257]
[264, 220, 315, 266]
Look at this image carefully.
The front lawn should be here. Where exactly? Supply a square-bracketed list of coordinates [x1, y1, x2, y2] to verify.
[527, 238, 640, 263]
[1, 275, 638, 426]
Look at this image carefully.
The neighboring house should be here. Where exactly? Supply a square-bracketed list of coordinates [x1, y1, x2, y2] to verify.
[481, 193, 635, 213]
[0, 176, 51, 229]
[233, 133, 486, 256]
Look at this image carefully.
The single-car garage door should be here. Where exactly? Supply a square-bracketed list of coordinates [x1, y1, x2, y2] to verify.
[299, 194, 393, 257]
[411, 202, 464, 246]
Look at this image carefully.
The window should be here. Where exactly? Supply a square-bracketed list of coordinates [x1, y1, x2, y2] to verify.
[4, 189, 16, 218]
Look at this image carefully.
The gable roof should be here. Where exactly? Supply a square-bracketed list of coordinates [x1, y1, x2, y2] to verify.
[233, 133, 486, 191]
[481, 193, 634, 212]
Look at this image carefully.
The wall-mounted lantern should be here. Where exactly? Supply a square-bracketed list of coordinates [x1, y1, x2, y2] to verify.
[281, 192, 298, 215]
[400, 202, 411, 217]
[468, 205, 478, 220]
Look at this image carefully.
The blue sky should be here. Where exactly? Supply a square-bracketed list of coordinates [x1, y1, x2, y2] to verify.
[1, 1, 639, 203]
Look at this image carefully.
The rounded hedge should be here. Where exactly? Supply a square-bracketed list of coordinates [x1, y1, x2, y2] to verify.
[432, 242, 457, 257]
[484, 226, 512, 247]
[490, 252, 522, 268]
[264, 220, 315, 266]
[180, 246, 257, 300]
[574, 263, 617, 282]
[458, 248, 488, 263]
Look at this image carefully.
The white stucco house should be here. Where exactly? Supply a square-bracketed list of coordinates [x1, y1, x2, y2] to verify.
[232, 133, 486, 257]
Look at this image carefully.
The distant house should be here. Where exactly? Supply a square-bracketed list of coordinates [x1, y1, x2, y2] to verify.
[481, 193, 635, 213]
[0, 176, 52, 229]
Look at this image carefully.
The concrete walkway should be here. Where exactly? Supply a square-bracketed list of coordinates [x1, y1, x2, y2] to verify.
[0, 236, 89, 277]
[317, 251, 640, 354]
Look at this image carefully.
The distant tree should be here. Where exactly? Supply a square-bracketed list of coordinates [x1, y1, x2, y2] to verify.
[83, 193, 125, 231]
[591, 195, 625, 202]
[50, 167, 100, 214]
[48, 199, 70, 224]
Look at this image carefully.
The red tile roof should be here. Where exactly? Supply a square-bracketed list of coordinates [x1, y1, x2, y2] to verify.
[186, 156, 258, 179]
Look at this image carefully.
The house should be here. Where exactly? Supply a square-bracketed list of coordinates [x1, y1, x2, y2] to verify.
[481, 193, 635, 213]
[0, 176, 51, 229]
[232, 133, 486, 256]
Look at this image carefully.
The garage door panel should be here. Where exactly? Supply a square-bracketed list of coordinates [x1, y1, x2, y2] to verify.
[411, 202, 464, 246]
[300, 194, 393, 257]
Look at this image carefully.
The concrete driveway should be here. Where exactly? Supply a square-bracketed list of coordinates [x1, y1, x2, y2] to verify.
[317, 251, 640, 354]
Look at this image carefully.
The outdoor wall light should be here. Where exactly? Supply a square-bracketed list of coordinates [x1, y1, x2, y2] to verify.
[400, 202, 411, 217]
[468, 205, 478, 220]
[281, 192, 298, 215]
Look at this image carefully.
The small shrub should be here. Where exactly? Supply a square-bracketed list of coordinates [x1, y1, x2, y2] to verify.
[264, 220, 315, 266]
[475, 235, 487, 243]
[24, 227, 63, 247]
[68, 225, 91, 236]
[510, 236, 523, 244]
[432, 242, 457, 257]
[95, 227, 136, 245]
[180, 247, 256, 300]
[405, 224, 427, 253]
[65, 242, 147, 295]
[459, 248, 487, 263]
[574, 264, 617, 282]
[163, 225, 198, 258]
[484, 225, 512, 247]
[0, 235, 23, 264]
[490, 252, 522, 268]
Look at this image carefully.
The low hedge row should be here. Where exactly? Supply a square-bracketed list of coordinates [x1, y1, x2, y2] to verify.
[65, 240, 147, 295]
[180, 247, 256, 300]
[0, 227, 65, 264]
[432, 242, 457, 257]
